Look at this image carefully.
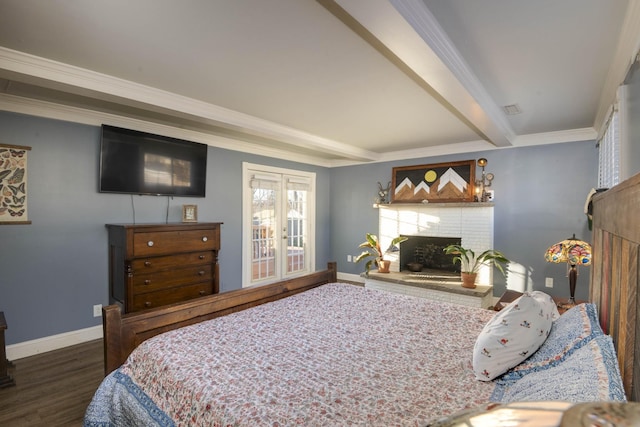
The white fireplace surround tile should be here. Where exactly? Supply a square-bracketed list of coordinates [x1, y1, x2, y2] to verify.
[378, 204, 494, 285]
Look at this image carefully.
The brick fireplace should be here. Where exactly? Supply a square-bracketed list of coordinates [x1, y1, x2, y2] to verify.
[377, 203, 494, 285]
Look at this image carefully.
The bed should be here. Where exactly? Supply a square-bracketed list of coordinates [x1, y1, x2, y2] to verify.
[85, 279, 629, 425]
[84, 171, 640, 425]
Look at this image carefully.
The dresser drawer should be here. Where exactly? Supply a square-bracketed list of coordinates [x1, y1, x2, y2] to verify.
[132, 264, 213, 293]
[130, 251, 213, 271]
[133, 228, 220, 257]
[132, 282, 213, 311]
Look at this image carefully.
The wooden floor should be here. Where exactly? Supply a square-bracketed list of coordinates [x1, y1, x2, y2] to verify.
[0, 339, 104, 427]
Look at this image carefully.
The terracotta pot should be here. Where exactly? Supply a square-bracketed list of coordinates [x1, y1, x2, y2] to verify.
[461, 272, 477, 289]
[377, 259, 391, 273]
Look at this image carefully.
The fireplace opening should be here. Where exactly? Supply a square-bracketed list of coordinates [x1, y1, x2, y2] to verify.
[399, 236, 462, 273]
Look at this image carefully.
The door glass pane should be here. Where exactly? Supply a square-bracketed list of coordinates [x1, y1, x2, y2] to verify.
[252, 187, 277, 281]
[287, 188, 307, 274]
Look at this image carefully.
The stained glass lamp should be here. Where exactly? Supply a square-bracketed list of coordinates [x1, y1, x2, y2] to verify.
[544, 234, 592, 308]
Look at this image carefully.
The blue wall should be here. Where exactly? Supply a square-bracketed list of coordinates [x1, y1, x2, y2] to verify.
[0, 111, 331, 345]
[0, 110, 599, 347]
[332, 141, 598, 300]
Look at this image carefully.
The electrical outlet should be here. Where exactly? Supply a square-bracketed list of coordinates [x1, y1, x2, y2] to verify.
[486, 190, 495, 201]
[347, 255, 352, 262]
[353, 254, 359, 263]
[545, 277, 553, 288]
[93, 304, 102, 317]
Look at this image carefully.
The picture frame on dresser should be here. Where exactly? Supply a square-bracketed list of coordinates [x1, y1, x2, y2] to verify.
[182, 204, 198, 223]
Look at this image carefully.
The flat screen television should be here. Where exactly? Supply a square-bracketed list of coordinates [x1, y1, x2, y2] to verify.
[99, 125, 207, 197]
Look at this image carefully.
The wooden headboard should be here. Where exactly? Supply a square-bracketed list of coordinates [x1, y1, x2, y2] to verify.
[102, 262, 338, 375]
[590, 172, 640, 401]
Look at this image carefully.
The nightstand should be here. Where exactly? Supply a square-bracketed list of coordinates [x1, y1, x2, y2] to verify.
[493, 290, 586, 315]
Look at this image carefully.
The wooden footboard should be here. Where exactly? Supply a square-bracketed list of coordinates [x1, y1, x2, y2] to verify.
[103, 262, 337, 374]
[591, 173, 640, 401]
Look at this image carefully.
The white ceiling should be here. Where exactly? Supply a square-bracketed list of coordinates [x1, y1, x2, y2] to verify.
[0, 0, 638, 167]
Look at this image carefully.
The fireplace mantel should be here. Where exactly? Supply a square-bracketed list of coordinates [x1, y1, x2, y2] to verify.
[374, 202, 494, 209]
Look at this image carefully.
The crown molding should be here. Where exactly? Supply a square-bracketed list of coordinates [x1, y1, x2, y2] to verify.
[0, 46, 378, 163]
[594, 0, 640, 132]
[1, 92, 595, 169]
[513, 128, 597, 147]
[328, 127, 596, 168]
[0, 93, 335, 168]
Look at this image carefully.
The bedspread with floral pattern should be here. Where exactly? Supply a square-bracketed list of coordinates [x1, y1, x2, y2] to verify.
[85, 283, 497, 426]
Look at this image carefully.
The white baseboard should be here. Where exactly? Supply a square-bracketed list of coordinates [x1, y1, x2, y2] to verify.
[337, 272, 364, 283]
[6, 325, 103, 361]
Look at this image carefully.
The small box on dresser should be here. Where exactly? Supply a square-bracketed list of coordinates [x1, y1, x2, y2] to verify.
[106, 222, 222, 313]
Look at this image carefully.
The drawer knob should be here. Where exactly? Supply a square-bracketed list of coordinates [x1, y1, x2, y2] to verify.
[198, 270, 205, 276]
[144, 279, 151, 285]
[202, 236, 208, 242]
[144, 261, 152, 267]
[144, 302, 152, 307]
[147, 241, 154, 247]
[199, 290, 206, 296]
[199, 255, 205, 260]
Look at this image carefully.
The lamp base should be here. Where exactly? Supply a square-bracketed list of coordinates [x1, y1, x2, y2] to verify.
[557, 297, 577, 311]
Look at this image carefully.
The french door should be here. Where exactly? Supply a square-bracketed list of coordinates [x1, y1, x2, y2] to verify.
[242, 163, 315, 287]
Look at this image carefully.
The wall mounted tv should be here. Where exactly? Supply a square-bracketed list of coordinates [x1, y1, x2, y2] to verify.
[99, 125, 207, 197]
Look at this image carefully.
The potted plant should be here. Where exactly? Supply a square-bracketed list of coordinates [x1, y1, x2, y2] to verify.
[356, 233, 408, 275]
[443, 244, 509, 288]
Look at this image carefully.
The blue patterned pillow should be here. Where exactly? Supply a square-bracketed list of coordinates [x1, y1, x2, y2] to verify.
[492, 334, 626, 403]
[502, 303, 604, 380]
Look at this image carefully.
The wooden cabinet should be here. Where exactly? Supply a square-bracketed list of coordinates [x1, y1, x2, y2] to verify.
[107, 222, 221, 313]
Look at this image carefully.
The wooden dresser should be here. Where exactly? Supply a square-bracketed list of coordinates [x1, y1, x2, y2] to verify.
[106, 222, 221, 313]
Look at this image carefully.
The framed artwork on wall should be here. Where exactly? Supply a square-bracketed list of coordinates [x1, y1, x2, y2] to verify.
[391, 160, 476, 203]
[182, 204, 198, 223]
[0, 143, 31, 225]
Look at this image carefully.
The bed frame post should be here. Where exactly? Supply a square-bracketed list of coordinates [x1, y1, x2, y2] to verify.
[102, 305, 122, 375]
[327, 261, 337, 283]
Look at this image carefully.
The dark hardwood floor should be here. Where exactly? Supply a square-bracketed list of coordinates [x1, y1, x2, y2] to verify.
[0, 339, 103, 427]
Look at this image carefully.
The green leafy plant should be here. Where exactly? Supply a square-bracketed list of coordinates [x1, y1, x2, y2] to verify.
[443, 244, 509, 276]
[355, 233, 408, 274]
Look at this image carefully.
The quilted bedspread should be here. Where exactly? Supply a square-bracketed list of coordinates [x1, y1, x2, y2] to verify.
[85, 283, 497, 426]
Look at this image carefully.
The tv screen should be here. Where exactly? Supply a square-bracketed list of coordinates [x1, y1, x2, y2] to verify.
[99, 125, 207, 197]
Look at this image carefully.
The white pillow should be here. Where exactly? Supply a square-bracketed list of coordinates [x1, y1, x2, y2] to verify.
[473, 291, 559, 381]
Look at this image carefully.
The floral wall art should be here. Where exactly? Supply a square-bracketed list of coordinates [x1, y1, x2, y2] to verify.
[0, 144, 31, 224]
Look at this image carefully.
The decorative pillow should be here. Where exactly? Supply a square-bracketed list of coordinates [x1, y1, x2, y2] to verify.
[472, 291, 558, 381]
[502, 303, 603, 380]
[491, 334, 626, 403]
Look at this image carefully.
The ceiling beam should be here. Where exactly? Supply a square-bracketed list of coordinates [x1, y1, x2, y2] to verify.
[320, 0, 514, 148]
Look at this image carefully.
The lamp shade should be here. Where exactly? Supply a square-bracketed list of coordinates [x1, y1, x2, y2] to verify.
[544, 234, 592, 266]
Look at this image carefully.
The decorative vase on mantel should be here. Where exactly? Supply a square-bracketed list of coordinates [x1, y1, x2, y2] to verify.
[377, 259, 391, 273]
[461, 272, 477, 289]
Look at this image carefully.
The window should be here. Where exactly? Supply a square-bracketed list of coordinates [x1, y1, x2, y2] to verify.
[242, 163, 315, 287]
[597, 107, 620, 188]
